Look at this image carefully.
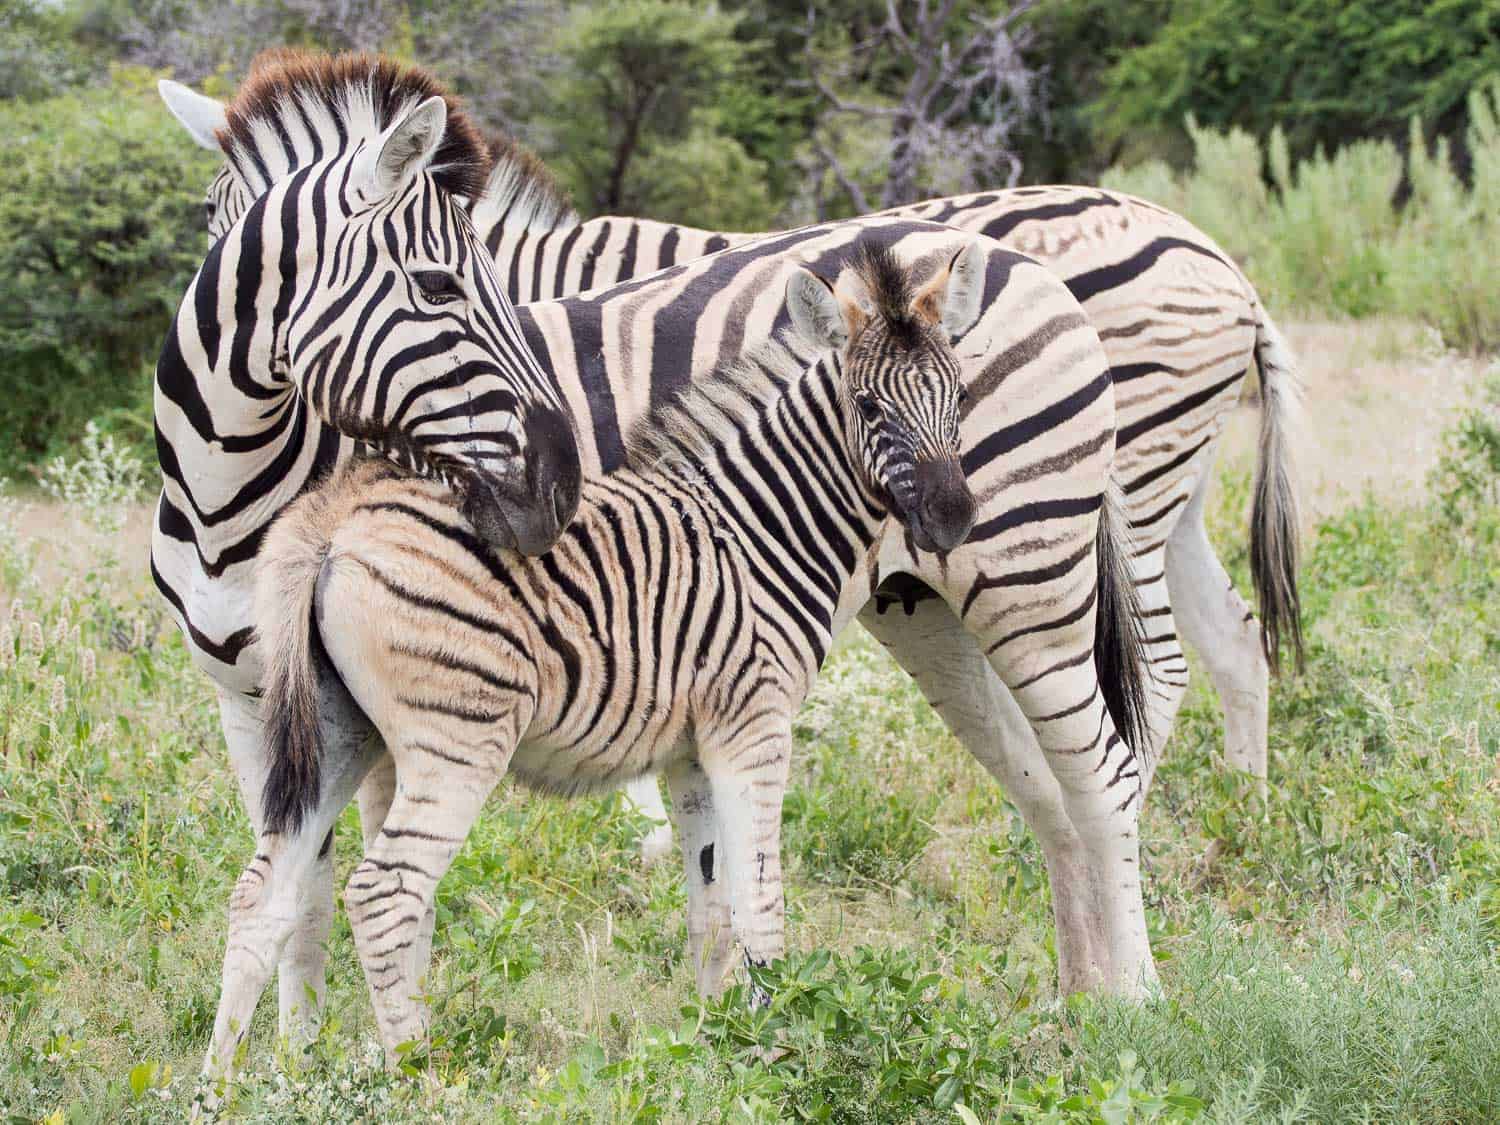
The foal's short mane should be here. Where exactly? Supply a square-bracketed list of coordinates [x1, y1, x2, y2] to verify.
[624, 342, 808, 476]
[221, 47, 490, 199]
[470, 132, 580, 236]
[850, 241, 928, 350]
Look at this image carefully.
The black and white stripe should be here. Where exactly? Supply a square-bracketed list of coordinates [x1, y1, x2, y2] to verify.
[152, 56, 582, 1054]
[160, 55, 1261, 1045]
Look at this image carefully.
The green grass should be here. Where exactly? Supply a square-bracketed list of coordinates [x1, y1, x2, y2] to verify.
[1, 392, 1497, 1122]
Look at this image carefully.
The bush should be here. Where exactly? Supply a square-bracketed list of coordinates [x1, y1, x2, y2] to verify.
[0, 67, 217, 475]
[545, 0, 782, 230]
[1092, 0, 1500, 166]
[1103, 79, 1500, 350]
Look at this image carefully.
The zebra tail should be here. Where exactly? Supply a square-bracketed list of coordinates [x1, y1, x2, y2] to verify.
[1248, 306, 1305, 675]
[1094, 484, 1153, 757]
[256, 493, 337, 838]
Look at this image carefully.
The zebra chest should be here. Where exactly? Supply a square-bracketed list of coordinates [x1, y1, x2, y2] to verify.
[150, 507, 263, 698]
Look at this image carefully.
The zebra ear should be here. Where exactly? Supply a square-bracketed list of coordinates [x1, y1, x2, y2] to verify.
[785, 267, 848, 352]
[158, 79, 227, 152]
[355, 95, 449, 201]
[913, 239, 987, 340]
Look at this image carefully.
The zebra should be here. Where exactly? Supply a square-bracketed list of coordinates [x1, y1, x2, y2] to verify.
[165, 67, 1302, 810]
[161, 51, 1184, 1022]
[151, 54, 582, 1050]
[201, 242, 1149, 1075]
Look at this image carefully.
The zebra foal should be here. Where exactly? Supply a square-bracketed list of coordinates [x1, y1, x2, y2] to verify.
[208, 242, 1148, 1071]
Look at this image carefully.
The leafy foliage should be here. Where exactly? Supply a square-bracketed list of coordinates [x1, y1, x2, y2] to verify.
[1090, 0, 1500, 165]
[0, 67, 216, 474]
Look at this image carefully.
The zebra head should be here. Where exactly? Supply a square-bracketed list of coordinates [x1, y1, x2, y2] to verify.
[161, 56, 581, 555]
[786, 240, 982, 553]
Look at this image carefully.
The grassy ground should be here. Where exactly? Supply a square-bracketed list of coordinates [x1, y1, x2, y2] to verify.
[1, 327, 1497, 1122]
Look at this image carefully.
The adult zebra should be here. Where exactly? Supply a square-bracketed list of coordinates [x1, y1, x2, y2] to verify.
[164, 71, 1302, 800]
[160, 51, 1185, 1016]
[152, 56, 582, 1046]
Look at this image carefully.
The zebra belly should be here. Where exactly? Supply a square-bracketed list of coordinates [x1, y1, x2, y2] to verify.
[505, 720, 692, 799]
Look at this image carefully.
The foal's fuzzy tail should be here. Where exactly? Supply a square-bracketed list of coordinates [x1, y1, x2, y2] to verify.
[1249, 306, 1305, 675]
[1094, 484, 1153, 757]
[257, 487, 341, 837]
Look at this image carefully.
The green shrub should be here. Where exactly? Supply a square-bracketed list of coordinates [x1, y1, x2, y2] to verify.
[1092, 0, 1500, 165]
[1103, 78, 1500, 350]
[0, 67, 217, 475]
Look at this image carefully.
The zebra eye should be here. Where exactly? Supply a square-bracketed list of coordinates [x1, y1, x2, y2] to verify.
[413, 270, 464, 305]
[856, 395, 882, 424]
[204, 200, 216, 222]
[957, 385, 969, 405]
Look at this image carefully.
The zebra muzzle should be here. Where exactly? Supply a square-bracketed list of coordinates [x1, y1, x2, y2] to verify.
[906, 457, 976, 554]
[458, 405, 582, 556]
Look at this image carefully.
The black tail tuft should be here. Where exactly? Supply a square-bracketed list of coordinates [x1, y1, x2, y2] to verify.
[254, 492, 340, 837]
[1094, 487, 1153, 757]
[261, 639, 324, 836]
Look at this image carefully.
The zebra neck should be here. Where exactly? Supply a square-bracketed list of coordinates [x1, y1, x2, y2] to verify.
[641, 365, 885, 667]
[153, 234, 329, 568]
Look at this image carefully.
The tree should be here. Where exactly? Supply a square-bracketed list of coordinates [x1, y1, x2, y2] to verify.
[804, 0, 1043, 213]
[546, 0, 778, 227]
[1092, 0, 1500, 168]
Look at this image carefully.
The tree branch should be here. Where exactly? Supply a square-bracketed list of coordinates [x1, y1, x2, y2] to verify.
[813, 140, 872, 214]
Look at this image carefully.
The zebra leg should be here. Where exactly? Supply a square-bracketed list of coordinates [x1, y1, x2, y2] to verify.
[354, 754, 441, 994]
[1165, 478, 1270, 792]
[999, 642, 1155, 998]
[697, 717, 793, 1003]
[664, 756, 734, 996]
[951, 581, 1156, 997]
[203, 684, 380, 1084]
[1130, 548, 1191, 791]
[856, 599, 1107, 996]
[216, 689, 335, 1047]
[623, 775, 675, 866]
[345, 751, 505, 1061]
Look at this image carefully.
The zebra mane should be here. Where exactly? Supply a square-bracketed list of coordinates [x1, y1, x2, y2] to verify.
[624, 339, 820, 476]
[467, 132, 580, 236]
[220, 47, 490, 199]
[850, 241, 928, 349]
[625, 242, 944, 477]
